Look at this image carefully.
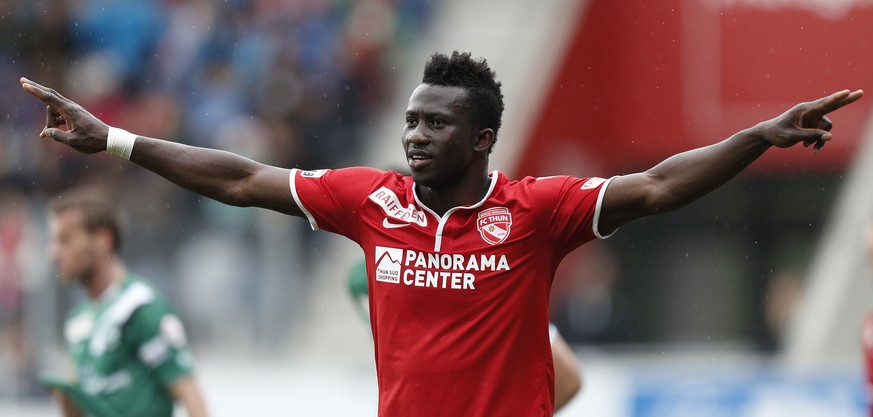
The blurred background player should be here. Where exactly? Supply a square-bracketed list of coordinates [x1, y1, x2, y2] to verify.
[41, 188, 208, 417]
[347, 259, 583, 411]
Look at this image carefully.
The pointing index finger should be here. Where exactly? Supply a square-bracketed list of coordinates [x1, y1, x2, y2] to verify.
[812, 89, 864, 116]
[20, 77, 71, 109]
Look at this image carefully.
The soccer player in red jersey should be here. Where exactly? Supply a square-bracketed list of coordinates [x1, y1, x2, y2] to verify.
[20, 52, 862, 416]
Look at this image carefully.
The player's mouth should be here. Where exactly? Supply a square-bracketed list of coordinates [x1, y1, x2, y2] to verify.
[407, 150, 432, 170]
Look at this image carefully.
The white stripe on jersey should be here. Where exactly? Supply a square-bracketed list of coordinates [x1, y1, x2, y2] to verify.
[593, 175, 619, 239]
[289, 168, 319, 231]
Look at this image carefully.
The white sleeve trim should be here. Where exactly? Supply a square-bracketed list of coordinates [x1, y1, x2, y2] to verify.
[289, 168, 319, 231]
[593, 175, 620, 239]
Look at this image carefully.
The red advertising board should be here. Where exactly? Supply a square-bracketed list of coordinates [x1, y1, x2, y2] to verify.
[516, 0, 873, 177]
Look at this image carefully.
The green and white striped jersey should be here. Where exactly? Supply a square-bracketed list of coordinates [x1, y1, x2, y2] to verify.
[46, 275, 194, 417]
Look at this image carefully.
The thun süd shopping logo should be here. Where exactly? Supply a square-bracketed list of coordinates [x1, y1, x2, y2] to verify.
[375, 246, 402, 283]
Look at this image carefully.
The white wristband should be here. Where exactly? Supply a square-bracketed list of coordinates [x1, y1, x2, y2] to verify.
[107, 126, 137, 160]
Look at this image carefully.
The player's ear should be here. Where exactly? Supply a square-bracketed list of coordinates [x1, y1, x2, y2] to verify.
[94, 227, 115, 256]
[473, 128, 495, 153]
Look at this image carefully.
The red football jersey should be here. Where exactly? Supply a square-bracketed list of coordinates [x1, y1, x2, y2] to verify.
[290, 167, 614, 417]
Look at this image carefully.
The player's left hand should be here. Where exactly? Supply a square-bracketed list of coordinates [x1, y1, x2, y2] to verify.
[758, 89, 863, 153]
[19, 77, 110, 154]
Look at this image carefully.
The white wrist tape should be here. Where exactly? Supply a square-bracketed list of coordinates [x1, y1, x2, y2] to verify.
[107, 126, 137, 160]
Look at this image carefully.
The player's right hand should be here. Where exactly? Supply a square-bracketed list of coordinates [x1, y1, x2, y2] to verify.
[20, 77, 110, 154]
[757, 89, 863, 153]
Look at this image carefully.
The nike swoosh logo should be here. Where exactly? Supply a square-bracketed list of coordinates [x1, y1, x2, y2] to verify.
[383, 218, 411, 229]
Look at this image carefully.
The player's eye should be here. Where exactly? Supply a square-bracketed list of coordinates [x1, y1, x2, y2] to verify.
[405, 117, 417, 127]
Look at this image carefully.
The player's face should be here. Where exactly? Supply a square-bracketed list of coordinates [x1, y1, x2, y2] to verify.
[48, 209, 100, 283]
[403, 84, 480, 188]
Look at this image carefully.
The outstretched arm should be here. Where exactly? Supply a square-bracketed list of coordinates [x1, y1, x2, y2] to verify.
[19, 78, 303, 217]
[169, 376, 209, 417]
[51, 390, 85, 417]
[599, 89, 864, 234]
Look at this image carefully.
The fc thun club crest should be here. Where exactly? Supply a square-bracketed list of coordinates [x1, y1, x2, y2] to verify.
[477, 207, 512, 245]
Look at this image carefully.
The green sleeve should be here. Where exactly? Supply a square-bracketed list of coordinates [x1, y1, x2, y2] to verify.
[124, 301, 195, 388]
[347, 258, 370, 322]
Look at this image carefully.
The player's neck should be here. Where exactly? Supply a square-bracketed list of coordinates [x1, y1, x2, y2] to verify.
[83, 256, 127, 300]
[417, 172, 491, 217]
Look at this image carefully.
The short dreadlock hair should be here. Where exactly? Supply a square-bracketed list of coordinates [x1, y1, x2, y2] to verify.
[422, 52, 505, 152]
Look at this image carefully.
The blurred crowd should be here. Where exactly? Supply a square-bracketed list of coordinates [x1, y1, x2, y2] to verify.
[0, 0, 432, 399]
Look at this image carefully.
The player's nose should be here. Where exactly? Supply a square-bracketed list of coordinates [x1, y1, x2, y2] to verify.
[405, 124, 430, 145]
